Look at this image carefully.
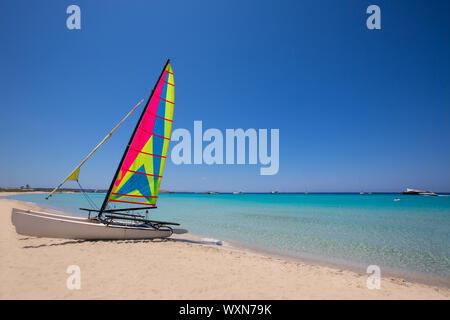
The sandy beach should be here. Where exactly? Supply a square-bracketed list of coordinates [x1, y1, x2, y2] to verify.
[0, 194, 449, 300]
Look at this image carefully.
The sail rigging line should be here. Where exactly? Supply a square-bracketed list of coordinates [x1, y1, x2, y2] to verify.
[45, 98, 145, 199]
[98, 59, 172, 216]
[76, 180, 99, 210]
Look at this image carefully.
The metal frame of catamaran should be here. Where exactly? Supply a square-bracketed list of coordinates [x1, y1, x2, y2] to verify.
[46, 59, 179, 233]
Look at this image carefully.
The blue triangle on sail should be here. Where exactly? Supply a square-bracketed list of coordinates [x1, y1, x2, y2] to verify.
[115, 164, 153, 199]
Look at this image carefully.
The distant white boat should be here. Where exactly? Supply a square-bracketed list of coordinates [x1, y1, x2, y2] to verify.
[394, 198, 401, 202]
[233, 191, 243, 194]
[271, 190, 278, 194]
[403, 188, 437, 196]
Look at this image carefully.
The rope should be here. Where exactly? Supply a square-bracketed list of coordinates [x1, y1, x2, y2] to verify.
[76, 180, 99, 210]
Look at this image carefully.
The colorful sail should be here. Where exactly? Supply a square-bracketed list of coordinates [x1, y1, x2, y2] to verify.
[105, 61, 174, 207]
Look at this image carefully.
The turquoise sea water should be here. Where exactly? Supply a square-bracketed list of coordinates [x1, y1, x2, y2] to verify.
[6, 192, 450, 286]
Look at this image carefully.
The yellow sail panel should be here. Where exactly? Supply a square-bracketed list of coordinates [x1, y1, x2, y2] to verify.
[67, 167, 81, 181]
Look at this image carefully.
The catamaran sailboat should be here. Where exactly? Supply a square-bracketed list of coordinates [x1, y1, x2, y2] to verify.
[12, 59, 183, 240]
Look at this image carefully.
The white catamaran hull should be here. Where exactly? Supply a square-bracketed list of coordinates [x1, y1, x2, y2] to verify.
[11, 208, 172, 240]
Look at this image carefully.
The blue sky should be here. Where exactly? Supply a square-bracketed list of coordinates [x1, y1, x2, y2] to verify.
[1, 0, 449, 192]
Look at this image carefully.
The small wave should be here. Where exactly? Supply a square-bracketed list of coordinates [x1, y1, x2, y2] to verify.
[201, 238, 223, 246]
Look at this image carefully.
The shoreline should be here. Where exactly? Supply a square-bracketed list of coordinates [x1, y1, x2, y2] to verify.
[1, 195, 449, 299]
[227, 239, 450, 289]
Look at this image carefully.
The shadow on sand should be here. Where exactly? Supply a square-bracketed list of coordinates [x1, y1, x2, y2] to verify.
[21, 237, 223, 249]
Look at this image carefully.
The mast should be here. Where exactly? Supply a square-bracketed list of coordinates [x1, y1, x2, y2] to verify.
[98, 59, 171, 216]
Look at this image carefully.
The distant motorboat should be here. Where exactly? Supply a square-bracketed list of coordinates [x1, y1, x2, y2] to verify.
[402, 188, 437, 196]
[394, 198, 401, 202]
[233, 191, 243, 194]
[271, 190, 278, 194]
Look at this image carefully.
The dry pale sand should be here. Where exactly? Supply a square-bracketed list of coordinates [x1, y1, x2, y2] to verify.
[0, 195, 449, 299]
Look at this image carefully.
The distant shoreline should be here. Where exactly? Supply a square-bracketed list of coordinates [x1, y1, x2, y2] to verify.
[2, 189, 449, 195]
